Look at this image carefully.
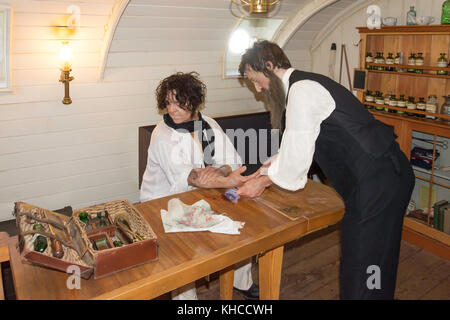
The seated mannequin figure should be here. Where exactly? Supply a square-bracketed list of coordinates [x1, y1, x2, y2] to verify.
[140, 72, 259, 300]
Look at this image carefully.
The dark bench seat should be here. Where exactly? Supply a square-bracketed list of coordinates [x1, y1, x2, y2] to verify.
[139, 112, 276, 188]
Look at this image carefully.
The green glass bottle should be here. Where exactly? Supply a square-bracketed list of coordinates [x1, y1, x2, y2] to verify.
[437, 53, 448, 75]
[33, 222, 44, 231]
[388, 94, 397, 113]
[33, 223, 48, 253]
[375, 91, 384, 110]
[416, 97, 427, 118]
[397, 95, 407, 114]
[386, 53, 395, 71]
[442, 0, 450, 24]
[415, 53, 424, 74]
[407, 53, 416, 73]
[365, 52, 373, 70]
[406, 96, 416, 116]
[79, 211, 89, 223]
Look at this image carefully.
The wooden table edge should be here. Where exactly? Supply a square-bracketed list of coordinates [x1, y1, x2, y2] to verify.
[92, 208, 344, 300]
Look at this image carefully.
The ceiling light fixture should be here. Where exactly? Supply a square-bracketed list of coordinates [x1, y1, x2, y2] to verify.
[231, 0, 280, 15]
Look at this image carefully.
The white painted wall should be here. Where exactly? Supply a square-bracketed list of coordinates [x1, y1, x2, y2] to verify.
[1, 0, 350, 221]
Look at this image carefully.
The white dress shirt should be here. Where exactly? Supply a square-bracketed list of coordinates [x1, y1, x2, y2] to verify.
[140, 115, 243, 202]
[267, 68, 336, 191]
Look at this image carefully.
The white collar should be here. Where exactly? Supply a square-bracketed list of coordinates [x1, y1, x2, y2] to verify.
[282, 68, 295, 99]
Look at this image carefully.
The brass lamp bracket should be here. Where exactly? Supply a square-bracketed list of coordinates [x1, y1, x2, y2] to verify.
[59, 68, 74, 105]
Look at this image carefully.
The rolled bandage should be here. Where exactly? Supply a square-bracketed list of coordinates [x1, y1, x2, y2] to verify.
[224, 188, 240, 203]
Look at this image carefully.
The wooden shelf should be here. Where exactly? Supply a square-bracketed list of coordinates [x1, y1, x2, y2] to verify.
[366, 62, 450, 72]
[364, 102, 450, 120]
[366, 68, 450, 80]
[357, 25, 450, 35]
[358, 25, 450, 259]
[369, 108, 450, 129]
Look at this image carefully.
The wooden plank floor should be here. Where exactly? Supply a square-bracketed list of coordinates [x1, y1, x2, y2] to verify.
[195, 223, 450, 300]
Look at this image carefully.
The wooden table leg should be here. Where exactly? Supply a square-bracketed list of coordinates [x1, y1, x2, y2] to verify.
[219, 265, 235, 300]
[259, 245, 284, 300]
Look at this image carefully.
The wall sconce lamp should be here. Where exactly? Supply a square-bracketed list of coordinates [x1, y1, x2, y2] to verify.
[59, 41, 74, 105]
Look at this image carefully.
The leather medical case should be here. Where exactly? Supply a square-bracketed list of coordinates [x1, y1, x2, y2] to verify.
[14, 199, 158, 279]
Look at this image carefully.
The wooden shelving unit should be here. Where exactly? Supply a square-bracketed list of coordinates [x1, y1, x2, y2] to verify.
[356, 25, 450, 260]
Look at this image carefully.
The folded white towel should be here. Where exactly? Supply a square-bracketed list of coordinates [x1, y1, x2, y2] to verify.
[160, 198, 244, 235]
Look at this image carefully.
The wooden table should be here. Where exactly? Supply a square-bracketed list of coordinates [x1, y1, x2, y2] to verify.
[7, 180, 344, 300]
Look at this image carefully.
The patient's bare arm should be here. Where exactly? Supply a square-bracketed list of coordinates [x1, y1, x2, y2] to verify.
[188, 166, 250, 189]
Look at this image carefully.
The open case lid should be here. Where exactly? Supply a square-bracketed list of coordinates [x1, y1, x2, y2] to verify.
[14, 202, 95, 268]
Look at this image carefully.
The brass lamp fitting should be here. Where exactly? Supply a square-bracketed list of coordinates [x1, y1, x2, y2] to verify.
[59, 67, 74, 105]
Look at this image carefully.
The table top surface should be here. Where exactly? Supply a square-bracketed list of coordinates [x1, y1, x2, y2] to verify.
[8, 180, 344, 300]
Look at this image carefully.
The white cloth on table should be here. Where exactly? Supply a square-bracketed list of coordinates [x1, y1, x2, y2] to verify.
[161, 198, 244, 235]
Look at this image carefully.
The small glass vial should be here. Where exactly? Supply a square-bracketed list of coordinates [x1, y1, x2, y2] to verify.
[386, 53, 395, 71]
[426, 94, 438, 119]
[395, 52, 404, 72]
[374, 52, 385, 70]
[384, 91, 392, 105]
[387, 94, 397, 113]
[416, 97, 427, 117]
[397, 94, 407, 114]
[415, 53, 424, 74]
[365, 90, 374, 103]
[365, 52, 373, 70]
[406, 96, 417, 116]
[407, 53, 416, 73]
[437, 53, 448, 75]
[394, 52, 401, 65]
[375, 91, 385, 105]
[407, 6, 417, 25]
[374, 91, 384, 110]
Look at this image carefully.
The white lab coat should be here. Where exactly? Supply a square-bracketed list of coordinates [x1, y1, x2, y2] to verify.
[140, 115, 243, 202]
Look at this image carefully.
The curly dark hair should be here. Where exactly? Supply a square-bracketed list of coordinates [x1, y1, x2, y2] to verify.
[239, 40, 291, 77]
[156, 72, 206, 117]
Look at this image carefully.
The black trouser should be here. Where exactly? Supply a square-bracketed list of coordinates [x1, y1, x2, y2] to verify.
[339, 142, 415, 300]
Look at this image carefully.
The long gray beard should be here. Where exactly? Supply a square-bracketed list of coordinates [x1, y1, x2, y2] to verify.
[262, 72, 286, 130]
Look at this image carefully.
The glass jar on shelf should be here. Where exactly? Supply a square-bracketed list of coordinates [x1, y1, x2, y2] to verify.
[395, 52, 405, 72]
[386, 53, 395, 71]
[407, 53, 416, 73]
[407, 6, 417, 25]
[365, 52, 373, 70]
[437, 53, 448, 75]
[397, 94, 407, 114]
[416, 97, 427, 117]
[384, 91, 392, 105]
[364, 90, 374, 103]
[406, 96, 417, 116]
[415, 53, 424, 74]
[387, 94, 397, 113]
[374, 91, 384, 110]
[374, 52, 385, 70]
[426, 94, 438, 120]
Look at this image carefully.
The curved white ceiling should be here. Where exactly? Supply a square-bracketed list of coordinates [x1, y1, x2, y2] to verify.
[99, 0, 361, 80]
